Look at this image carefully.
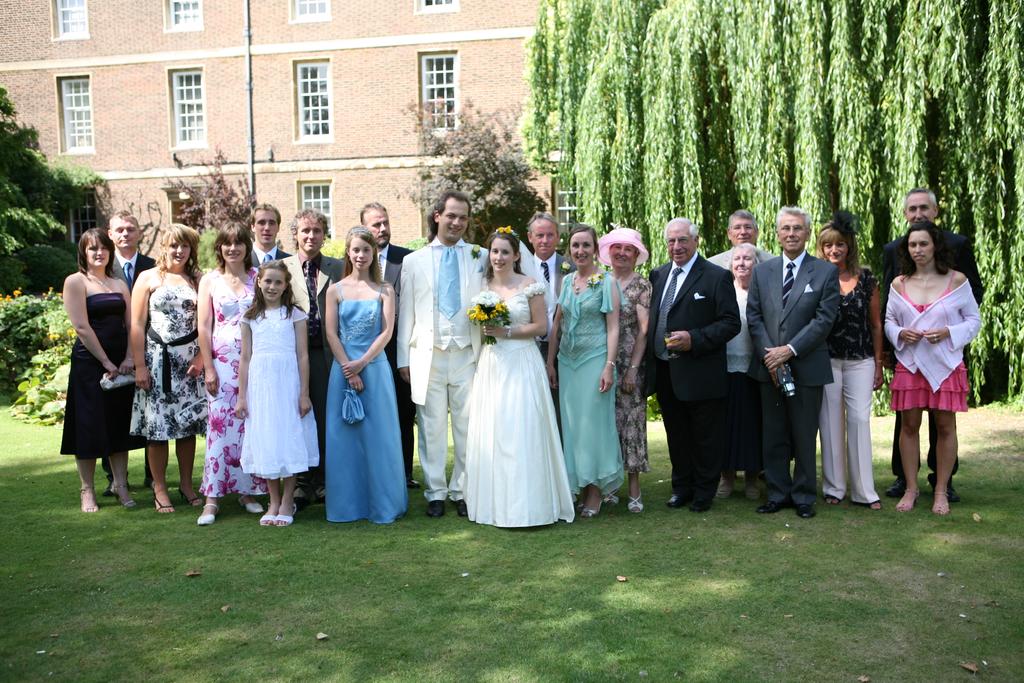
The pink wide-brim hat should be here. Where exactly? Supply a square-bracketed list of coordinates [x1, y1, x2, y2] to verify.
[598, 227, 649, 266]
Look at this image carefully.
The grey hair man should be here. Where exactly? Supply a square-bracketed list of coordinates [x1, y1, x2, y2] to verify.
[708, 210, 774, 269]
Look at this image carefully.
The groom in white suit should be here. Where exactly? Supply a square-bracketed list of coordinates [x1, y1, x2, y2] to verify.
[397, 190, 484, 518]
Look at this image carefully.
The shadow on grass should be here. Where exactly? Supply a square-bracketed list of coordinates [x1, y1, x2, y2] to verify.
[2, 411, 1023, 681]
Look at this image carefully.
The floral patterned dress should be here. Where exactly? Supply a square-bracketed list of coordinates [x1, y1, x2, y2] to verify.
[200, 269, 267, 497]
[130, 281, 207, 440]
[614, 275, 652, 473]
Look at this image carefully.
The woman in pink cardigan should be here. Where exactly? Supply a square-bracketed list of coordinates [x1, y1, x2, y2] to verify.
[885, 221, 980, 515]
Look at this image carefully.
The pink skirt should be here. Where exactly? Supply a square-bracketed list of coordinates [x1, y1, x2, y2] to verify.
[890, 362, 969, 412]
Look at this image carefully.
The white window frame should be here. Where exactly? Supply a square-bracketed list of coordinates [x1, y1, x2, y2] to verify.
[291, 0, 330, 23]
[69, 191, 98, 243]
[420, 53, 459, 131]
[556, 189, 578, 232]
[54, 0, 89, 40]
[295, 61, 332, 142]
[169, 69, 207, 149]
[298, 182, 333, 237]
[166, 0, 203, 32]
[59, 76, 94, 154]
[416, 0, 459, 14]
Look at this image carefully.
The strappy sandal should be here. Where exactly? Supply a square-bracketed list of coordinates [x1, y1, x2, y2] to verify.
[80, 486, 99, 513]
[895, 490, 920, 513]
[824, 495, 842, 505]
[178, 488, 202, 507]
[153, 490, 175, 514]
[112, 484, 136, 509]
[932, 491, 950, 516]
[627, 495, 644, 513]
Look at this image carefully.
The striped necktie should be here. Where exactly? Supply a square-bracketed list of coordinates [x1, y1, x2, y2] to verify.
[782, 261, 795, 306]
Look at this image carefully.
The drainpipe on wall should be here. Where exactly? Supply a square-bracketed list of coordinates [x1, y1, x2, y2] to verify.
[244, 0, 256, 197]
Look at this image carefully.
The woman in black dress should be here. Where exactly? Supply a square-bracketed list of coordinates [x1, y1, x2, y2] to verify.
[61, 228, 146, 512]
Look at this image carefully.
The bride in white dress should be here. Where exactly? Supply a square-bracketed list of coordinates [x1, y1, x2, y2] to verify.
[463, 230, 575, 527]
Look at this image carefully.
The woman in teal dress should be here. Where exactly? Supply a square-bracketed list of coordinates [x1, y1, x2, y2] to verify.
[324, 228, 407, 524]
[546, 224, 623, 517]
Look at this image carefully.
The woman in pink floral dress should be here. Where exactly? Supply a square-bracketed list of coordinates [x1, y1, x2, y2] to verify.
[195, 225, 267, 525]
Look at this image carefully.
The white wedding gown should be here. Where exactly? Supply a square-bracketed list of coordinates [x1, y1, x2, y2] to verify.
[463, 283, 575, 527]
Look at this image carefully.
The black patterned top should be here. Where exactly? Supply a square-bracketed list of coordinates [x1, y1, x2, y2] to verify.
[827, 268, 877, 360]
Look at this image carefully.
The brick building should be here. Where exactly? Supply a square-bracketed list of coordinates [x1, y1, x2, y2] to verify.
[0, 0, 541, 249]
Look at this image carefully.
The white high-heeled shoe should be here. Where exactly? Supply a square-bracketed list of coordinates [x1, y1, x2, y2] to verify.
[240, 498, 264, 514]
[197, 503, 219, 526]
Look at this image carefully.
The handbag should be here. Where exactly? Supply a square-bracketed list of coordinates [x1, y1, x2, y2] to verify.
[99, 372, 136, 391]
[341, 388, 365, 424]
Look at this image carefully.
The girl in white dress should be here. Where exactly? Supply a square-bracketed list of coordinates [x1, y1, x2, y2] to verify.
[236, 261, 319, 526]
[463, 230, 575, 527]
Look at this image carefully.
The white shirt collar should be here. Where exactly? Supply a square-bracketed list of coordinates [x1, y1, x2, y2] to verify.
[379, 244, 390, 260]
[115, 251, 138, 269]
[784, 251, 807, 271]
[252, 245, 278, 263]
[431, 238, 466, 249]
[673, 251, 699, 275]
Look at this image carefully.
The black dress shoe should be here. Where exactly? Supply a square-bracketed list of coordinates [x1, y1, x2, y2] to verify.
[426, 500, 445, 517]
[689, 499, 712, 513]
[666, 494, 693, 508]
[795, 503, 816, 519]
[946, 484, 960, 503]
[453, 499, 468, 517]
[885, 477, 907, 498]
[406, 478, 421, 489]
[756, 500, 786, 514]
[101, 483, 115, 497]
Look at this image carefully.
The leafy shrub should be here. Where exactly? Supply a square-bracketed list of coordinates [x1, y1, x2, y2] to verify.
[0, 290, 71, 396]
[0, 255, 27, 294]
[197, 228, 219, 273]
[321, 238, 346, 259]
[15, 244, 77, 293]
[10, 344, 71, 425]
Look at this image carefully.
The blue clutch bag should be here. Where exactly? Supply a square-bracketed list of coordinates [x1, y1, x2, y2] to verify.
[342, 388, 365, 424]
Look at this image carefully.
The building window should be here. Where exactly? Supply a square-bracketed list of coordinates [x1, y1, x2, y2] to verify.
[55, 0, 89, 39]
[299, 183, 332, 236]
[59, 77, 93, 153]
[69, 191, 97, 243]
[418, 0, 458, 13]
[556, 189, 578, 231]
[168, 0, 202, 31]
[293, 0, 329, 22]
[170, 70, 206, 148]
[420, 54, 458, 131]
[296, 62, 331, 140]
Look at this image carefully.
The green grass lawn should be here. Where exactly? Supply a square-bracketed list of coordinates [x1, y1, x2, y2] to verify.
[1, 406, 1022, 682]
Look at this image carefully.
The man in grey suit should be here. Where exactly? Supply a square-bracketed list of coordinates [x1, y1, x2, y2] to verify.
[527, 212, 572, 426]
[250, 203, 290, 264]
[361, 201, 418, 489]
[746, 206, 840, 519]
[282, 210, 345, 510]
[708, 209, 774, 269]
[102, 210, 155, 495]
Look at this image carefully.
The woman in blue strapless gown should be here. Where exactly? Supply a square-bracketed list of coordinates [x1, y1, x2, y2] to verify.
[324, 228, 407, 524]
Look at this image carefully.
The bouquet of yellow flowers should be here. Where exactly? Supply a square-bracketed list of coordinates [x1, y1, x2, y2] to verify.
[467, 291, 510, 345]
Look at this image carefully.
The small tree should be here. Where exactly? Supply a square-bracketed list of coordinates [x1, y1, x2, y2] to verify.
[166, 150, 254, 233]
[0, 86, 101, 255]
[410, 103, 546, 245]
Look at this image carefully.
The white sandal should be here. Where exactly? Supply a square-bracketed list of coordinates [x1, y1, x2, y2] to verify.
[240, 497, 264, 514]
[627, 495, 644, 513]
[197, 503, 219, 526]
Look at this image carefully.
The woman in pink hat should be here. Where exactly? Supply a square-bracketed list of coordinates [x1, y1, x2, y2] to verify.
[598, 227, 652, 513]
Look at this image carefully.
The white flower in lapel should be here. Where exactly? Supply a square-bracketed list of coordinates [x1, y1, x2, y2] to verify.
[560, 261, 571, 274]
[471, 244, 481, 259]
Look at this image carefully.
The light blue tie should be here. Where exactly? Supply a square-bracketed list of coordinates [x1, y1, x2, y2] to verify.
[263, 253, 273, 264]
[438, 247, 460, 319]
[123, 262, 133, 289]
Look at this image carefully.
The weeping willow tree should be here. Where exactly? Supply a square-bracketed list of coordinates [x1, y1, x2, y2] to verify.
[524, 0, 1024, 402]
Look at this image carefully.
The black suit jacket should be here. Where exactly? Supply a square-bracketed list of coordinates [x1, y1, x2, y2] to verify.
[114, 253, 156, 292]
[382, 244, 412, 368]
[645, 256, 740, 401]
[881, 229, 982, 352]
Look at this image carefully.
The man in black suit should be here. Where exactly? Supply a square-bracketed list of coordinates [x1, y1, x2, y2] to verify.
[881, 188, 984, 502]
[101, 210, 155, 495]
[646, 218, 740, 512]
[283, 210, 345, 510]
[747, 207, 840, 519]
[249, 203, 291, 264]
[361, 202, 418, 489]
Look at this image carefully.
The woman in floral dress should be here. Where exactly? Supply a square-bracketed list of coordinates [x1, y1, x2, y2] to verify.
[195, 225, 268, 525]
[130, 224, 207, 513]
[598, 228, 652, 513]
